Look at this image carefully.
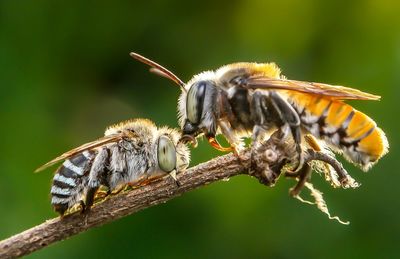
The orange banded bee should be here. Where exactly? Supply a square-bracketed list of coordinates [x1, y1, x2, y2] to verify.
[130, 53, 388, 174]
[36, 119, 190, 215]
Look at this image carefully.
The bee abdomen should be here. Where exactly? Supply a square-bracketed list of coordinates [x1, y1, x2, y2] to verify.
[51, 151, 95, 215]
[290, 94, 388, 170]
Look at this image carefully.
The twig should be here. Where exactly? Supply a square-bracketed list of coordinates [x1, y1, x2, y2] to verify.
[0, 134, 291, 258]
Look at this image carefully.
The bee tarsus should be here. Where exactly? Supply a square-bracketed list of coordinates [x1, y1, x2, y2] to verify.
[304, 149, 359, 189]
[287, 163, 313, 197]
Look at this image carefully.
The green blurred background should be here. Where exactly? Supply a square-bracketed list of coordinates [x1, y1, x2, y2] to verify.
[0, 0, 398, 258]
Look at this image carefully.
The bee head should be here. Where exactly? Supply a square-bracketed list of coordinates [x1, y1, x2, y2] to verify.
[179, 79, 219, 143]
[156, 129, 190, 174]
[129, 52, 221, 149]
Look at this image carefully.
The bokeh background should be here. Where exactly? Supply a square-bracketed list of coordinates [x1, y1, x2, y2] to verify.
[0, 0, 399, 258]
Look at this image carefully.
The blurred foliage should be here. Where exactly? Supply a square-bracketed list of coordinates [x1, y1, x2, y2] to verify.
[0, 0, 399, 258]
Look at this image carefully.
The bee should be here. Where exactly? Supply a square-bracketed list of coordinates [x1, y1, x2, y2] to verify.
[36, 119, 190, 216]
[130, 52, 388, 173]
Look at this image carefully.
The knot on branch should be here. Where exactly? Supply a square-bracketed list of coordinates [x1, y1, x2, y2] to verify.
[249, 132, 297, 186]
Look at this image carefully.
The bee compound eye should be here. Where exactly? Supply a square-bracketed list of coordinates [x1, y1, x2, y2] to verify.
[157, 135, 177, 173]
[186, 82, 206, 124]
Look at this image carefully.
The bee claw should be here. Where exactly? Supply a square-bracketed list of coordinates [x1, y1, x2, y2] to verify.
[79, 200, 88, 214]
[288, 163, 312, 197]
[169, 170, 181, 187]
[180, 134, 198, 148]
[207, 136, 234, 152]
[292, 152, 305, 173]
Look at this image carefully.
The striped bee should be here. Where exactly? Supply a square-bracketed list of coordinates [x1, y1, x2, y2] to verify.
[36, 119, 190, 216]
[130, 53, 388, 175]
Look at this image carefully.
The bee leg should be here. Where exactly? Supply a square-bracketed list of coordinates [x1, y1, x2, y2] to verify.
[250, 91, 269, 142]
[303, 134, 343, 187]
[127, 175, 149, 187]
[305, 149, 359, 189]
[85, 147, 110, 212]
[250, 91, 285, 185]
[54, 204, 69, 217]
[287, 163, 312, 197]
[169, 170, 181, 187]
[249, 91, 270, 170]
[82, 186, 99, 213]
[268, 92, 302, 171]
[78, 200, 86, 212]
[250, 125, 267, 170]
[88, 147, 109, 188]
[94, 186, 110, 199]
[291, 125, 304, 172]
[218, 120, 244, 151]
[110, 184, 128, 195]
[206, 134, 235, 152]
[218, 120, 246, 163]
[127, 174, 164, 188]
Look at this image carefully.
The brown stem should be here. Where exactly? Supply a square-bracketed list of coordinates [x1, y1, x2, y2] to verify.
[0, 134, 290, 258]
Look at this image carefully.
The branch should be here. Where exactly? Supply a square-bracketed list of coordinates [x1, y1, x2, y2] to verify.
[0, 134, 291, 258]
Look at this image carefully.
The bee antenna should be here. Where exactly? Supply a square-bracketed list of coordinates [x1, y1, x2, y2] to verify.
[130, 52, 187, 93]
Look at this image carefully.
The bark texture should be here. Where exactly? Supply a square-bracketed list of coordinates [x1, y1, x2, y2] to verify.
[0, 134, 292, 258]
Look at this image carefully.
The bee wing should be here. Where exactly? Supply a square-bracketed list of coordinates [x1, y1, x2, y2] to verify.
[35, 134, 124, 173]
[244, 77, 380, 100]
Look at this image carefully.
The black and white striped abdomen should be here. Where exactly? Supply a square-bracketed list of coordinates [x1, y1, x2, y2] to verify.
[51, 151, 95, 215]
